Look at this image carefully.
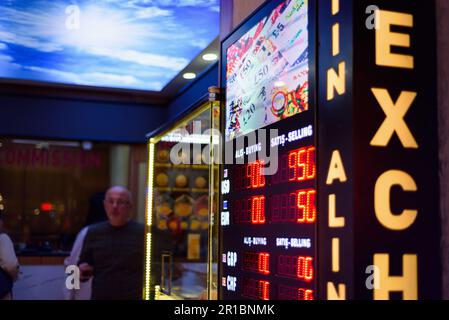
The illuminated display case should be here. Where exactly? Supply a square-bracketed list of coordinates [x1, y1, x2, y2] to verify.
[144, 90, 220, 300]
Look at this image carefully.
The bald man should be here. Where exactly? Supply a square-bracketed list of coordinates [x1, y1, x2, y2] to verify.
[78, 186, 145, 300]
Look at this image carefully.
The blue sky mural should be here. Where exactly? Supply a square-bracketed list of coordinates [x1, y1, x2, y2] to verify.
[0, 0, 219, 91]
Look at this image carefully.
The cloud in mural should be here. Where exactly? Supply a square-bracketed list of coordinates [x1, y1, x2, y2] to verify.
[0, 0, 219, 91]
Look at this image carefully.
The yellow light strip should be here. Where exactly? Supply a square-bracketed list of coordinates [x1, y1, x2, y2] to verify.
[332, 23, 340, 56]
[146, 141, 155, 228]
[144, 141, 155, 300]
[207, 102, 215, 299]
[143, 100, 212, 300]
[207, 100, 221, 299]
[332, 0, 339, 15]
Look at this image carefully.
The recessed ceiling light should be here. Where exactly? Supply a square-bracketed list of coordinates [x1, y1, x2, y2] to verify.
[82, 141, 93, 151]
[202, 53, 218, 61]
[183, 72, 196, 80]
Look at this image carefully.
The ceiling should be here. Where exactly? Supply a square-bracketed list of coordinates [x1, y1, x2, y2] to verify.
[0, 0, 219, 94]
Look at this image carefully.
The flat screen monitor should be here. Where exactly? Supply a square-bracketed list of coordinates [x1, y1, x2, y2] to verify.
[224, 0, 309, 142]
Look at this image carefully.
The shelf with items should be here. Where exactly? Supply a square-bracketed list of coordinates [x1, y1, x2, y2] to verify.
[155, 163, 209, 170]
[154, 169, 209, 190]
[145, 97, 221, 301]
[155, 187, 209, 193]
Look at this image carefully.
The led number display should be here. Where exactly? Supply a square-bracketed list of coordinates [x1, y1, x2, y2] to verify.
[242, 278, 270, 300]
[247, 160, 266, 189]
[277, 255, 314, 282]
[271, 145, 316, 185]
[278, 284, 314, 300]
[288, 146, 316, 181]
[243, 252, 270, 275]
[220, 0, 315, 301]
[233, 160, 266, 192]
[271, 189, 316, 223]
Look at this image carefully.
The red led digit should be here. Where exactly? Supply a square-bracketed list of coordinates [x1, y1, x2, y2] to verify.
[251, 196, 265, 224]
[297, 189, 316, 223]
[246, 160, 266, 189]
[243, 252, 270, 274]
[259, 161, 266, 187]
[306, 147, 316, 179]
[286, 145, 316, 183]
[298, 288, 314, 300]
[278, 255, 314, 282]
[297, 256, 314, 282]
[263, 253, 270, 274]
[297, 256, 304, 279]
[304, 257, 313, 281]
[251, 196, 258, 224]
[246, 163, 251, 188]
[297, 148, 306, 181]
[243, 278, 271, 300]
[258, 281, 270, 300]
[258, 252, 270, 275]
[259, 196, 265, 223]
[305, 289, 314, 300]
[255, 162, 259, 187]
[251, 162, 257, 188]
[255, 160, 265, 188]
[307, 190, 316, 222]
[278, 285, 314, 300]
[297, 191, 306, 223]
[288, 151, 297, 181]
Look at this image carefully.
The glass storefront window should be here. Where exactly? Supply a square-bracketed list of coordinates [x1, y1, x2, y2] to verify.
[0, 139, 146, 256]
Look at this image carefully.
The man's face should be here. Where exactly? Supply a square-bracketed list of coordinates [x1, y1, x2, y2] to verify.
[104, 188, 132, 227]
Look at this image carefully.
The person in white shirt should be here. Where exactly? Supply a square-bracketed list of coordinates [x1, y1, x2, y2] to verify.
[63, 226, 92, 300]
[0, 213, 19, 300]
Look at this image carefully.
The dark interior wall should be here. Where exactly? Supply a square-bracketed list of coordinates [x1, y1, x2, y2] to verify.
[436, 0, 449, 299]
[0, 94, 166, 143]
[0, 62, 219, 143]
[166, 63, 218, 121]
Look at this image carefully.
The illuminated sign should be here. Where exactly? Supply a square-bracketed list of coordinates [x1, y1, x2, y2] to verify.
[317, 0, 440, 299]
[220, 0, 316, 300]
[220, 0, 439, 300]
[40, 202, 54, 212]
[0, 147, 102, 169]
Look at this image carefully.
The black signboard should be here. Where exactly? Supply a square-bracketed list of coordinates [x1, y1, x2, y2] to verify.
[219, 0, 440, 300]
